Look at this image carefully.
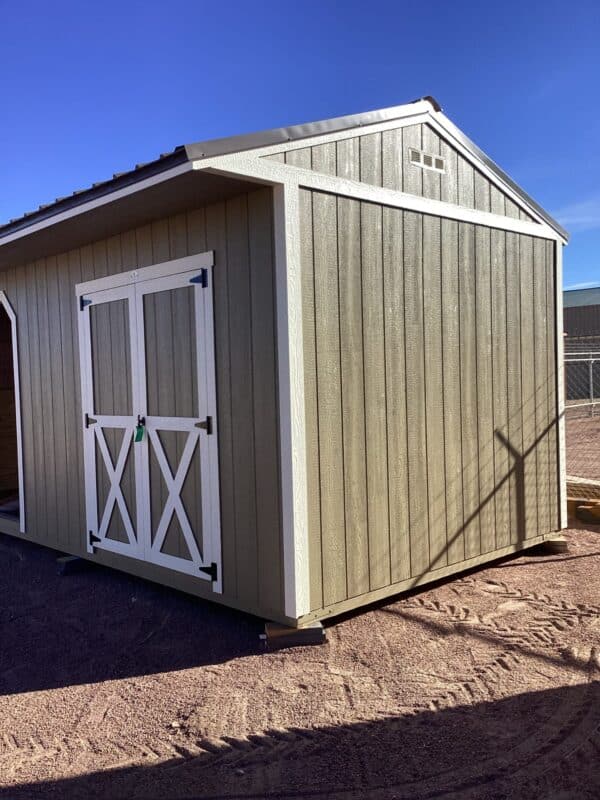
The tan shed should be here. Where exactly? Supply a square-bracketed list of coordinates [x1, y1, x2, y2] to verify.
[0, 96, 568, 627]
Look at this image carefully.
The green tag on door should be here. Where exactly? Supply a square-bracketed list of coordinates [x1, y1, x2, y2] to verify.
[134, 424, 145, 442]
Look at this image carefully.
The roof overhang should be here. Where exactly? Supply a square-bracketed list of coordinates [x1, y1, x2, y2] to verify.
[0, 166, 260, 270]
[0, 95, 568, 266]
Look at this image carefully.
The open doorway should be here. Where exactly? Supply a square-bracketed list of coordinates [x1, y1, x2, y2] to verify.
[0, 292, 23, 529]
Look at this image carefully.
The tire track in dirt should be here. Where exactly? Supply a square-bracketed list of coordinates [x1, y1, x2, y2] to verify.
[397, 577, 599, 710]
[180, 579, 600, 798]
[2, 575, 599, 797]
[140, 658, 600, 800]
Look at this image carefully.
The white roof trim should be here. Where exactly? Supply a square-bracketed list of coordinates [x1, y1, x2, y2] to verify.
[192, 153, 563, 242]
[245, 109, 565, 242]
[0, 162, 194, 248]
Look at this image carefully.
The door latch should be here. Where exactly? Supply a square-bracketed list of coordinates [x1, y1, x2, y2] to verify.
[199, 562, 218, 581]
[135, 415, 146, 442]
[196, 416, 213, 435]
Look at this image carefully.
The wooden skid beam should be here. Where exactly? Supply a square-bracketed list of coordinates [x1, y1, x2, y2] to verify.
[260, 621, 326, 650]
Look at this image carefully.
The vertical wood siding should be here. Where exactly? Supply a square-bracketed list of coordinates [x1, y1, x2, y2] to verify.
[266, 123, 536, 224]
[301, 189, 559, 613]
[0, 188, 284, 620]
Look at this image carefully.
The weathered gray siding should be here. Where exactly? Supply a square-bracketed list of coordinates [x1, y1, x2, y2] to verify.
[0, 188, 285, 621]
[266, 123, 536, 223]
[301, 188, 559, 615]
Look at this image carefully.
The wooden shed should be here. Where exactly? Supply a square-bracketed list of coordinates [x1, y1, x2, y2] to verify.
[0, 97, 568, 627]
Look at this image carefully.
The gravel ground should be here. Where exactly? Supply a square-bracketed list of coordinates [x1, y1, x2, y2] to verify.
[566, 414, 600, 481]
[0, 525, 599, 800]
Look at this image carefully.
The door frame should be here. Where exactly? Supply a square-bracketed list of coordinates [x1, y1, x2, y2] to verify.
[75, 252, 222, 592]
[0, 291, 25, 533]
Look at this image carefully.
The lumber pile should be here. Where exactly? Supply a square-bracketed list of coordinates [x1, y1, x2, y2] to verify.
[567, 495, 600, 525]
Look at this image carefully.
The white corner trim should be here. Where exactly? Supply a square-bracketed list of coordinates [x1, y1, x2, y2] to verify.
[555, 243, 567, 529]
[273, 183, 310, 619]
[0, 291, 25, 533]
[194, 154, 562, 241]
[0, 162, 194, 248]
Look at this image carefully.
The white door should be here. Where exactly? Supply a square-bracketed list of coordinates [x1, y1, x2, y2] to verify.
[77, 255, 222, 591]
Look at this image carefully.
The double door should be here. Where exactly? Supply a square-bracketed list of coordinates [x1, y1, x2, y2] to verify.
[77, 255, 221, 590]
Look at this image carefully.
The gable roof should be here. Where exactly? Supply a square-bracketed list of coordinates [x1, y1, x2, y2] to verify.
[0, 96, 568, 243]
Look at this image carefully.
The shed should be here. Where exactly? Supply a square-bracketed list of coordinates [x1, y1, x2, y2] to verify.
[0, 97, 568, 627]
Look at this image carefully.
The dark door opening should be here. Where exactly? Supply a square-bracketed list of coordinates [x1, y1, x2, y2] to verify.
[0, 306, 20, 522]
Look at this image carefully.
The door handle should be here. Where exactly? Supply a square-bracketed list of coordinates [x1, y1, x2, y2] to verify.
[135, 415, 146, 442]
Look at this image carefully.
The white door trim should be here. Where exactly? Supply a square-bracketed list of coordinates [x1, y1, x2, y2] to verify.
[76, 254, 222, 589]
[75, 252, 215, 297]
[78, 282, 140, 556]
[0, 291, 25, 533]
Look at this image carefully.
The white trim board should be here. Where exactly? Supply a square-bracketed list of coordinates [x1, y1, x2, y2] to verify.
[426, 114, 556, 234]
[194, 155, 561, 241]
[75, 252, 214, 296]
[273, 184, 310, 619]
[255, 112, 430, 158]
[240, 108, 562, 239]
[0, 291, 25, 533]
[76, 255, 222, 588]
[0, 162, 194, 248]
[555, 243, 567, 529]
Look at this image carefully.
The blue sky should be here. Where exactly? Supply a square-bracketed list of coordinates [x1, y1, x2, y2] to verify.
[0, 0, 598, 288]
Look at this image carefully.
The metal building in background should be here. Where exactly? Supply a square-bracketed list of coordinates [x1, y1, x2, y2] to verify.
[563, 287, 600, 492]
[564, 286, 600, 402]
[564, 286, 600, 347]
[0, 97, 568, 627]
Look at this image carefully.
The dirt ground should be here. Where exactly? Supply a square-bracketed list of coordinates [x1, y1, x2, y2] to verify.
[0, 526, 599, 800]
[566, 414, 600, 481]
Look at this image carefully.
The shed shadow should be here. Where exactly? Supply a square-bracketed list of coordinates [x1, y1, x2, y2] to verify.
[0, 533, 261, 697]
[1, 682, 598, 799]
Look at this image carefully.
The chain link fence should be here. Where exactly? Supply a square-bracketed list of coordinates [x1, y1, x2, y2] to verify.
[565, 346, 600, 496]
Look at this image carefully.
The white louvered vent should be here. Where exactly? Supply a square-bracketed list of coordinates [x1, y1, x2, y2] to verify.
[409, 148, 445, 174]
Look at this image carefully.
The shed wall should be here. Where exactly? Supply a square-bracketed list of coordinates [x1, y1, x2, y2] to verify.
[300, 188, 559, 615]
[0, 187, 286, 621]
[266, 123, 535, 223]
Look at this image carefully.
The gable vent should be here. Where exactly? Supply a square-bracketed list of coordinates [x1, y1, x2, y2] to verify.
[409, 148, 445, 174]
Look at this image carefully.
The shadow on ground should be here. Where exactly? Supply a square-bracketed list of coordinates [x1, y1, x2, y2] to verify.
[2, 681, 599, 800]
[0, 528, 593, 698]
[0, 533, 261, 696]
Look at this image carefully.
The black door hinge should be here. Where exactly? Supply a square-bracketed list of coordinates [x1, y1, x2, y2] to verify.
[80, 297, 92, 311]
[197, 416, 213, 435]
[85, 413, 97, 428]
[88, 531, 101, 547]
[190, 268, 208, 287]
[199, 562, 218, 581]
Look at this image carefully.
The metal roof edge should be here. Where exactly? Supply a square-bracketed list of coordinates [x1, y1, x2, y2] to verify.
[183, 97, 436, 160]
[0, 148, 188, 241]
[434, 110, 569, 242]
[0, 96, 568, 244]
